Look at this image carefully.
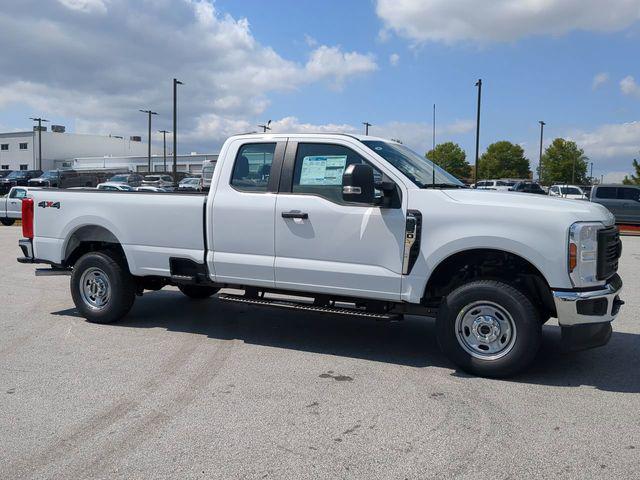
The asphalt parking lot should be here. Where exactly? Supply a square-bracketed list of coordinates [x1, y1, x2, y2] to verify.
[1, 226, 639, 479]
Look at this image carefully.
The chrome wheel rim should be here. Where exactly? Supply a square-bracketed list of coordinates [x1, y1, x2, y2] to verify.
[79, 267, 111, 310]
[455, 301, 517, 360]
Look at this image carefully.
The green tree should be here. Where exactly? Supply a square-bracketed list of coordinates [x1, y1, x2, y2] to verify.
[540, 138, 588, 185]
[478, 141, 530, 179]
[622, 158, 640, 185]
[426, 142, 471, 180]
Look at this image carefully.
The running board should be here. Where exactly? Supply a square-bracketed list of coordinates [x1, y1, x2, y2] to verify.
[217, 293, 396, 319]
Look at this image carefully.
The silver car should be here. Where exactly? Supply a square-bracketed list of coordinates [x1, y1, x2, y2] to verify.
[590, 184, 640, 225]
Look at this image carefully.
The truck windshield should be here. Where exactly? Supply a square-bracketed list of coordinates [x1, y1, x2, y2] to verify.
[6, 171, 27, 179]
[362, 141, 464, 188]
[41, 171, 60, 179]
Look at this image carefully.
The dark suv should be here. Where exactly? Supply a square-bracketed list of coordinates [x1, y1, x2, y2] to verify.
[590, 184, 640, 225]
[510, 181, 547, 195]
[0, 170, 13, 179]
[0, 170, 43, 195]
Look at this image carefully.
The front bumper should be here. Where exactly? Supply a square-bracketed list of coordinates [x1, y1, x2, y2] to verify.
[552, 274, 623, 327]
[552, 275, 623, 351]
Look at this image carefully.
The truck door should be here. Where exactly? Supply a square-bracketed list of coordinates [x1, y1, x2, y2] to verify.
[274, 141, 405, 301]
[7, 188, 27, 218]
[210, 140, 286, 288]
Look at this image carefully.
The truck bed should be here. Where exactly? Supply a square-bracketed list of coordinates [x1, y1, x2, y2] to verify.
[29, 189, 207, 277]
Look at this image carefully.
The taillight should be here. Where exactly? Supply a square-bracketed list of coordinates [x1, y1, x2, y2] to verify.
[22, 198, 34, 239]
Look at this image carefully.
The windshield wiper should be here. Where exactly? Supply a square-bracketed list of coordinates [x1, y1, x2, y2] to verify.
[421, 183, 466, 189]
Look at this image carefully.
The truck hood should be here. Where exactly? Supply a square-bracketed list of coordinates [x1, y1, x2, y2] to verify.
[439, 189, 615, 225]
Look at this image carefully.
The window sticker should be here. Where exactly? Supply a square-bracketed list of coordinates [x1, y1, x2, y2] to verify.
[299, 155, 347, 185]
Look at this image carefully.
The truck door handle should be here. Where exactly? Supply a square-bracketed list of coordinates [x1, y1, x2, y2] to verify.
[281, 211, 308, 219]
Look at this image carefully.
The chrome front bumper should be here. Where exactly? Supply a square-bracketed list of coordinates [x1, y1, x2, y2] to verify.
[552, 275, 623, 327]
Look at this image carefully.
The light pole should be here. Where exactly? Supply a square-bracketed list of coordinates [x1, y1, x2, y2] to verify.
[432, 103, 436, 185]
[140, 109, 157, 172]
[158, 130, 170, 172]
[474, 79, 482, 184]
[29, 117, 49, 170]
[590, 162, 594, 185]
[173, 78, 183, 183]
[258, 120, 272, 133]
[363, 122, 372, 136]
[538, 121, 545, 183]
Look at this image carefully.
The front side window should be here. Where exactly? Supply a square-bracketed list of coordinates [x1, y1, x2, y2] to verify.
[292, 143, 381, 203]
[231, 143, 275, 192]
[596, 187, 617, 199]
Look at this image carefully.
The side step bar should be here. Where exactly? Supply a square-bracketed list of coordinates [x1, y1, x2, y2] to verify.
[35, 267, 71, 276]
[217, 293, 397, 320]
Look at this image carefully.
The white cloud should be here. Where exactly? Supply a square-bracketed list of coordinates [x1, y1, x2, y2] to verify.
[567, 121, 640, 172]
[389, 53, 400, 66]
[0, 1, 377, 151]
[304, 34, 318, 47]
[603, 171, 630, 183]
[620, 75, 640, 98]
[304, 46, 377, 90]
[57, 0, 108, 14]
[375, 0, 640, 44]
[592, 72, 609, 90]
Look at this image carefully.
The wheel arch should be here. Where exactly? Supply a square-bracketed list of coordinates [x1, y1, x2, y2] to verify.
[423, 248, 556, 319]
[63, 224, 129, 269]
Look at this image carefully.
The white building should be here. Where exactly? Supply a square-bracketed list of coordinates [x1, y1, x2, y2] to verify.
[0, 126, 154, 171]
[60, 153, 218, 174]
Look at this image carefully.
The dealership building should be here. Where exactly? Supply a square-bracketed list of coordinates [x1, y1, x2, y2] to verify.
[61, 152, 218, 174]
[0, 126, 154, 172]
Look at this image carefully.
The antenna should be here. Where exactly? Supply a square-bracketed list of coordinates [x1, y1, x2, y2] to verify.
[258, 120, 272, 133]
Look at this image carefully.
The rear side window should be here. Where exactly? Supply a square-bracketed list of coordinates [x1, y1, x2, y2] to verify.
[231, 143, 276, 192]
[9, 189, 26, 199]
[595, 187, 617, 199]
[292, 143, 381, 203]
[619, 187, 639, 201]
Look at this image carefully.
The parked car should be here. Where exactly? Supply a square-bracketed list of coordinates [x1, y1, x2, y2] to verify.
[548, 184, 587, 200]
[0, 170, 42, 195]
[510, 181, 547, 195]
[136, 186, 168, 192]
[178, 177, 203, 191]
[475, 179, 517, 191]
[202, 160, 217, 189]
[18, 133, 624, 378]
[28, 169, 100, 188]
[590, 184, 640, 225]
[108, 173, 144, 187]
[0, 170, 14, 179]
[1, 187, 30, 225]
[142, 174, 174, 188]
[96, 182, 135, 191]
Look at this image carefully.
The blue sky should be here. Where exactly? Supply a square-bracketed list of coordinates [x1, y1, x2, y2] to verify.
[0, 0, 639, 180]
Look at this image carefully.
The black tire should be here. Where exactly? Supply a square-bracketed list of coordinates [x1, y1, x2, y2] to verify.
[178, 284, 219, 299]
[70, 250, 135, 324]
[1, 218, 15, 226]
[436, 280, 541, 378]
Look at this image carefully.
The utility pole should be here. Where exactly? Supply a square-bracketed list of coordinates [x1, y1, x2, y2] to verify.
[258, 120, 272, 133]
[29, 117, 49, 170]
[173, 78, 183, 183]
[159, 130, 170, 172]
[140, 109, 157, 172]
[363, 122, 372, 136]
[432, 103, 436, 185]
[474, 79, 482, 184]
[538, 121, 546, 183]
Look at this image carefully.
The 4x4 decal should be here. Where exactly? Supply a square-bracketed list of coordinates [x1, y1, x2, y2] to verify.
[37, 201, 61, 209]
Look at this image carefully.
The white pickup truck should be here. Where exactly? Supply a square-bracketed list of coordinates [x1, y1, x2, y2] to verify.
[1, 186, 29, 226]
[17, 133, 624, 377]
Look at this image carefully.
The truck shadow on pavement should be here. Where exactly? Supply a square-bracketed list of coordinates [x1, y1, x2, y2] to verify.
[53, 289, 640, 393]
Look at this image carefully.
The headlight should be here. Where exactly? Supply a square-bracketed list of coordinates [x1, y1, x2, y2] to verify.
[568, 222, 602, 287]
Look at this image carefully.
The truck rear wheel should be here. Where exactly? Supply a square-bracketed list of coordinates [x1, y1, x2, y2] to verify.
[71, 251, 135, 324]
[178, 284, 219, 299]
[436, 280, 541, 378]
[1, 218, 15, 226]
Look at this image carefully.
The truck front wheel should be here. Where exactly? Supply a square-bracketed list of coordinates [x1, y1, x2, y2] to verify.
[436, 280, 541, 378]
[71, 251, 136, 324]
[178, 284, 219, 299]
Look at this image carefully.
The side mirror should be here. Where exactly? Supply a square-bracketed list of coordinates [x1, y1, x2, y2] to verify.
[342, 164, 374, 204]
